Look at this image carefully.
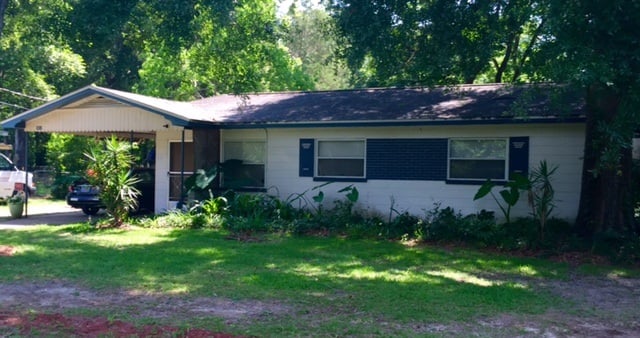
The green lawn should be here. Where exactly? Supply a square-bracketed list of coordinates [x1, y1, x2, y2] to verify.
[0, 224, 627, 336]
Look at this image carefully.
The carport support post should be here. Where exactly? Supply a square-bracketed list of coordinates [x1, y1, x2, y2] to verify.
[14, 127, 28, 217]
[23, 128, 28, 217]
[177, 129, 186, 209]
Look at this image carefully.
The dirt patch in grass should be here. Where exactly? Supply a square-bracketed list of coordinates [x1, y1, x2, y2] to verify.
[0, 245, 16, 256]
[403, 271, 640, 337]
[0, 281, 289, 323]
[1, 273, 640, 336]
[0, 312, 239, 337]
[0, 281, 288, 337]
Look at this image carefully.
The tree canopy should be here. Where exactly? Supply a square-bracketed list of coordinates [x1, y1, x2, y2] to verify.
[328, 0, 548, 86]
[541, 0, 640, 235]
[0, 0, 317, 110]
[281, 3, 351, 90]
[133, 0, 314, 99]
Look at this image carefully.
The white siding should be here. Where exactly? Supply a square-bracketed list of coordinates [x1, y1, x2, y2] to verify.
[221, 123, 585, 221]
[26, 106, 172, 133]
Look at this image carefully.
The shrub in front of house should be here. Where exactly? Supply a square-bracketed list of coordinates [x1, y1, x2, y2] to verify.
[136, 187, 640, 264]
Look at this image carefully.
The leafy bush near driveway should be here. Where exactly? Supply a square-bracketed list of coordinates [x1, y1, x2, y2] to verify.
[50, 174, 83, 199]
[85, 137, 140, 228]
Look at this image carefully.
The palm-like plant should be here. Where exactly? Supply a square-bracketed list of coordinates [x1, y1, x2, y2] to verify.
[528, 160, 558, 241]
[85, 137, 140, 227]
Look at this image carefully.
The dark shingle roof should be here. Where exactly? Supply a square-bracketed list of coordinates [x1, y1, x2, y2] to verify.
[192, 84, 585, 125]
[1, 83, 586, 131]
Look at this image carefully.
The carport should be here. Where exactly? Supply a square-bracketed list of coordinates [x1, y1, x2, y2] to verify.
[1, 85, 221, 214]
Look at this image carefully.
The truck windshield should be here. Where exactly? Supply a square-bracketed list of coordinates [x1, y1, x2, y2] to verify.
[0, 154, 15, 171]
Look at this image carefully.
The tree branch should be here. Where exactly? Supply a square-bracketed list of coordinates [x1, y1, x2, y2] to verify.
[512, 19, 545, 82]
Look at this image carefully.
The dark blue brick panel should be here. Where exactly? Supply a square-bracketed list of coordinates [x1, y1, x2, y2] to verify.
[367, 139, 448, 180]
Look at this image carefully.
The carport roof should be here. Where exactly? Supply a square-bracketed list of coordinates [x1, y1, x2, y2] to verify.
[1, 85, 210, 130]
[1, 83, 585, 131]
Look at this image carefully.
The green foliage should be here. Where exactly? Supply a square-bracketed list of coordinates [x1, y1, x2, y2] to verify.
[329, 0, 545, 86]
[85, 137, 140, 227]
[1, 0, 321, 118]
[50, 174, 82, 199]
[281, 5, 351, 90]
[474, 174, 530, 224]
[592, 230, 640, 265]
[134, 0, 314, 99]
[383, 211, 423, 240]
[1, 0, 86, 119]
[46, 134, 99, 174]
[145, 210, 202, 229]
[183, 166, 220, 203]
[199, 196, 228, 216]
[221, 191, 299, 235]
[63, 0, 140, 89]
[7, 190, 25, 204]
[538, 0, 640, 234]
[134, 184, 636, 262]
[285, 181, 332, 213]
[528, 160, 559, 241]
[415, 205, 504, 248]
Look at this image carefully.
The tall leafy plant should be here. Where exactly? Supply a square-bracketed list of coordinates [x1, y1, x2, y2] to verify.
[474, 174, 530, 224]
[85, 137, 140, 227]
[528, 160, 558, 241]
[184, 166, 220, 201]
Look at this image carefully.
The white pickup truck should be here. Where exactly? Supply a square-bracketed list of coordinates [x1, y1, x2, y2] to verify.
[0, 153, 35, 200]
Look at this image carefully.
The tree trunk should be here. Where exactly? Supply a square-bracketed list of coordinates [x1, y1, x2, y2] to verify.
[494, 33, 519, 83]
[575, 85, 636, 238]
[512, 19, 544, 83]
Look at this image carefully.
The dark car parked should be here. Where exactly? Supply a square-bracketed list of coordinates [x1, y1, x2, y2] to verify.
[66, 168, 155, 215]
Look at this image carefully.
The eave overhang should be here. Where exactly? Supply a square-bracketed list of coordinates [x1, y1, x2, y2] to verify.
[215, 116, 587, 129]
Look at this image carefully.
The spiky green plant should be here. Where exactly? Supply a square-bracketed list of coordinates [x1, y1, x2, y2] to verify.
[528, 160, 559, 241]
[85, 137, 140, 227]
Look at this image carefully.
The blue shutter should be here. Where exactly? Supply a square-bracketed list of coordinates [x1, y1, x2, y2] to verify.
[509, 137, 529, 179]
[299, 139, 315, 177]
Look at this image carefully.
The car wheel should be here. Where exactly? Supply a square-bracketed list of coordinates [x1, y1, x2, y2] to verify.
[82, 207, 99, 215]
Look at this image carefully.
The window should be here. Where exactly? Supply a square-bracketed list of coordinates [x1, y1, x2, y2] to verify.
[448, 139, 507, 180]
[223, 141, 265, 188]
[316, 140, 365, 178]
[169, 141, 194, 201]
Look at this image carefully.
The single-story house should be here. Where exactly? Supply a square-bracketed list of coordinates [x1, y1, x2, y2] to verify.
[1, 84, 586, 220]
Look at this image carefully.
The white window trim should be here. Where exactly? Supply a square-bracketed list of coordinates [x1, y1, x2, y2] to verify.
[447, 138, 509, 181]
[315, 139, 366, 179]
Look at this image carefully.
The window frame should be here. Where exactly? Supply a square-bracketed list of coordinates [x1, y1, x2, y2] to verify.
[168, 140, 194, 202]
[221, 140, 266, 189]
[447, 138, 509, 182]
[315, 139, 366, 179]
